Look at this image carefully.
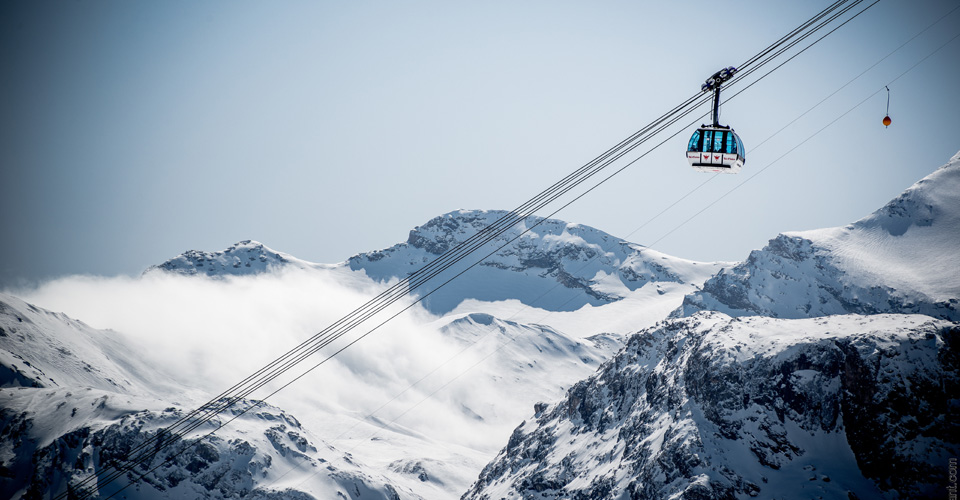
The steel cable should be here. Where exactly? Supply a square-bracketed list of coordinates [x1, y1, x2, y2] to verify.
[62, 1, 870, 497]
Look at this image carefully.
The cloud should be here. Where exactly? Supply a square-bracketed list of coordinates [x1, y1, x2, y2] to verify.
[8, 267, 509, 451]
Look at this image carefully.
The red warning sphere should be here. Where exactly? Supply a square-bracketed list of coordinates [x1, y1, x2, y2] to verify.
[882, 115, 892, 127]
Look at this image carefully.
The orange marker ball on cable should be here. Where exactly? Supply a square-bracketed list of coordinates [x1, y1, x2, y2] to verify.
[882, 87, 892, 128]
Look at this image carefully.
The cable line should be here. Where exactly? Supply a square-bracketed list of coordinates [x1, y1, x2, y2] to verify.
[69, 2, 867, 497]
[271, 4, 960, 489]
[63, 2, 873, 498]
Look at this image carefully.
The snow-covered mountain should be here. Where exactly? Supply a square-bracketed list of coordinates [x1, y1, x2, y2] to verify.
[145, 240, 327, 277]
[0, 290, 629, 499]
[463, 312, 959, 500]
[348, 210, 725, 314]
[8, 151, 960, 500]
[678, 152, 960, 321]
[0, 293, 425, 500]
[150, 210, 726, 317]
[463, 152, 960, 500]
[318, 311, 627, 499]
[0, 293, 179, 396]
[1, 388, 423, 500]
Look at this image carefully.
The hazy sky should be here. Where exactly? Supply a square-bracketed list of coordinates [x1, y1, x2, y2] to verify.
[2, 0, 959, 287]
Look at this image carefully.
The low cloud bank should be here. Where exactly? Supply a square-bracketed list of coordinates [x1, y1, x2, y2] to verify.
[8, 268, 507, 450]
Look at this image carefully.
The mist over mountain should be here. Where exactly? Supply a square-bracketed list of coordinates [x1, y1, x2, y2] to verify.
[151, 210, 726, 316]
[3, 152, 959, 499]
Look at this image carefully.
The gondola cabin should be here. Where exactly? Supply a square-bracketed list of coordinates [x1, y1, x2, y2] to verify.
[686, 125, 745, 174]
[686, 66, 746, 174]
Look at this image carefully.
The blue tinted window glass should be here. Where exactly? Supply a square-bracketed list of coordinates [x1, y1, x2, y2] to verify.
[738, 136, 745, 158]
[713, 131, 723, 152]
[702, 130, 713, 152]
[687, 130, 701, 152]
[726, 132, 735, 154]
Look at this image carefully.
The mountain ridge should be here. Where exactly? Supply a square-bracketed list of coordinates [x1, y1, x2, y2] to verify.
[463, 151, 960, 500]
[144, 240, 329, 277]
[148, 209, 729, 316]
[5, 151, 960, 500]
[678, 154, 960, 321]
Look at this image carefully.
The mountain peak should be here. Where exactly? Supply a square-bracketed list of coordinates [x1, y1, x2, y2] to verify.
[846, 153, 959, 237]
[678, 152, 960, 321]
[349, 209, 727, 314]
[144, 240, 321, 277]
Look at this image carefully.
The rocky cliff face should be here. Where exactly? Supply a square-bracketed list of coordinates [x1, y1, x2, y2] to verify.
[463, 313, 959, 500]
[0, 390, 413, 500]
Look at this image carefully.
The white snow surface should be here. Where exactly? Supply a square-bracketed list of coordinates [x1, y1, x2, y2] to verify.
[0, 293, 183, 397]
[680, 153, 960, 320]
[795, 156, 960, 301]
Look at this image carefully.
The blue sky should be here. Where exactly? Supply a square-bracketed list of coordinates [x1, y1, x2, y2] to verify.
[2, 0, 958, 287]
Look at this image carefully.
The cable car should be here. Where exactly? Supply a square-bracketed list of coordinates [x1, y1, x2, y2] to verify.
[687, 126, 745, 173]
[686, 66, 746, 174]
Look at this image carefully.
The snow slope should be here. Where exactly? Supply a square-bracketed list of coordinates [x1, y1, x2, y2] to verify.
[0, 293, 181, 396]
[679, 153, 960, 321]
[464, 312, 959, 500]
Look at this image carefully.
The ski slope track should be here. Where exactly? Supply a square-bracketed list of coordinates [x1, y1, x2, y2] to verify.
[679, 152, 960, 321]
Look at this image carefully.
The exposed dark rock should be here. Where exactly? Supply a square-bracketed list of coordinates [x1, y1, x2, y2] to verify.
[463, 313, 959, 500]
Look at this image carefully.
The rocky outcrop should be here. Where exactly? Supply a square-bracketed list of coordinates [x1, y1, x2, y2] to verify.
[145, 240, 323, 277]
[463, 313, 959, 500]
[1, 393, 413, 500]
